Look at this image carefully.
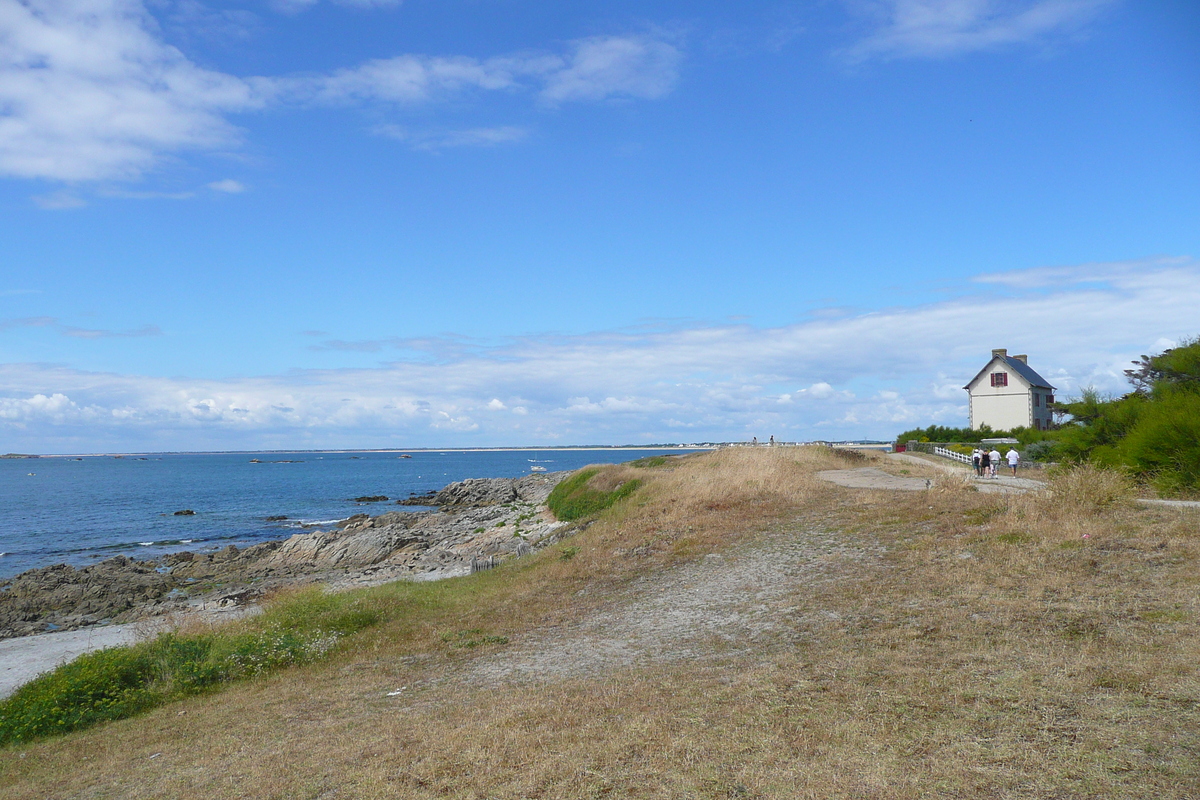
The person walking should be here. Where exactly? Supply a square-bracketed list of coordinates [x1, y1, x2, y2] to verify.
[980, 448, 991, 478]
[989, 447, 1001, 478]
[1006, 447, 1020, 477]
[972, 448, 982, 476]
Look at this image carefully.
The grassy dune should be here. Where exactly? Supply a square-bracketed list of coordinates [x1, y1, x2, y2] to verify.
[2, 447, 1198, 799]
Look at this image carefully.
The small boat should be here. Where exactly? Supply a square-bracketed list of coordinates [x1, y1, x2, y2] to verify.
[530, 465, 547, 472]
[399, 454, 412, 459]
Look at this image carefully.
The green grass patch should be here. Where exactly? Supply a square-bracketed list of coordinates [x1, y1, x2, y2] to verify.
[546, 468, 643, 521]
[629, 456, 669, 469]
[0, 588, 378, 746]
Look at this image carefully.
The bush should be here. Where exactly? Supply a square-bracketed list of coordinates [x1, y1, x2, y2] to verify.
[0, 588, 378, 746]
[547, 468, 643, 521]
[1047, 464, 1136, 511]
[1022, 440, 1057, 462]
[1117, 387, 1200, 495]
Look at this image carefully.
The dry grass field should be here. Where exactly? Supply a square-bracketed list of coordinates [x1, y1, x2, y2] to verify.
[2, 447, 1198, 799]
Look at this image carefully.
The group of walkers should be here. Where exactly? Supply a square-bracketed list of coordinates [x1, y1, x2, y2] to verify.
[973, 446, 1020, 477]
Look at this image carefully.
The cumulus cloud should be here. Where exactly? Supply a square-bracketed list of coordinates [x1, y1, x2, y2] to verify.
[0, 1, 681, 185]
[540, 35, 683, 103]
[844, 0, 1114, 61]
[1, 256, 1195, 452]
[0, 0, 265, 182]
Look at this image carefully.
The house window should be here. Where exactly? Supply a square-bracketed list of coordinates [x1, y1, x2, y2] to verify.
[990, 372, 1008, 387]
[1034, 394, 1040, 407]
[1047, 394, 1054, 405]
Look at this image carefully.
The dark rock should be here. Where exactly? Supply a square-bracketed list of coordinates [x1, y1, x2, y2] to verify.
[352, 496, 389, 503]
[0, 556, 178, 639]
[265, 515, 288, 521]
[173, 509, 196, 516]
[397, 492, 438, 506]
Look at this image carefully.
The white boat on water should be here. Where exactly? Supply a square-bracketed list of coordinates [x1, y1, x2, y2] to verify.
[529, 465, 547, 472]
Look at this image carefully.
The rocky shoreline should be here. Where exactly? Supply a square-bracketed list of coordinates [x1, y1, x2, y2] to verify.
[0, 472, 570, 641]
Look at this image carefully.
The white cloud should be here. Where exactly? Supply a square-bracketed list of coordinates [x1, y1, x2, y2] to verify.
[844, 0, 1114, 61]
[207, 178, 245, 193]
[2, 255, 1193, 452]
[0, 0, 264, 182]
[0, 3, 680, 184]
[540, 35, 683, 103]
[372, 124, 530, 151]
[281, 35, 681, 107]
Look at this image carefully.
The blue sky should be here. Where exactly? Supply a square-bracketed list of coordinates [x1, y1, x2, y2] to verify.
[1, 0, 1197, 452]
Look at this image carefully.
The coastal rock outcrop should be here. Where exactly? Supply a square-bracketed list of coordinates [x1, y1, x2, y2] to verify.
[0, 556, 177, 639]
[0, 471, 571, 640]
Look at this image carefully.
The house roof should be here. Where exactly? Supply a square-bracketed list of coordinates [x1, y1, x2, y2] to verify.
[964, 355, 1055, 390]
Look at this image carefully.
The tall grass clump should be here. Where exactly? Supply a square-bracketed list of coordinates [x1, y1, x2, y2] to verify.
[547, 467, 643, 521]
[0, 587, 378, 745]
[1047, 463, 1136, 511]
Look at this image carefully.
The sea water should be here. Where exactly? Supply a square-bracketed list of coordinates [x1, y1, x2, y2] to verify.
[0, 449, 696, 580]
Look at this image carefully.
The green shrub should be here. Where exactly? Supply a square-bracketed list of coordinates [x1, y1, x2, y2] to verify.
[0, 588, 378, 746]
[546, 468, 643, 521]
[629, 456, 669, 468]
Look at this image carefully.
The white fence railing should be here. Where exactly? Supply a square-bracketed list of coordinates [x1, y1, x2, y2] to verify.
[934, 446, 973, 464]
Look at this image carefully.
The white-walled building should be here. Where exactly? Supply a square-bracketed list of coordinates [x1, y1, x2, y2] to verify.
[964, 349, 1056, 431]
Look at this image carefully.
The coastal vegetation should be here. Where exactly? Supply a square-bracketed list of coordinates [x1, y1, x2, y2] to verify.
[545, 465, 642, 521]
[2, 447, 1198, 798]
[0, 588, 378, 745]
[1050, 337, 1200, 494]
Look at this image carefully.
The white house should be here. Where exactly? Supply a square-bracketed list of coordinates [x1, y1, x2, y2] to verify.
[964, 349, 1056, 431]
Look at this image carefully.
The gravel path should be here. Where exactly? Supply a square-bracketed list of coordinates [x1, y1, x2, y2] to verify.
[462, 526, 874, 685]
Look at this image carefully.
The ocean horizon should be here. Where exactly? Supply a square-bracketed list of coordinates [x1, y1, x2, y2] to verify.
[0, 447, 704, 580]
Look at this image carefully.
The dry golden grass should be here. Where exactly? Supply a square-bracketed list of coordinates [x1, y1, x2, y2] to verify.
[2, 447, 1198, 799]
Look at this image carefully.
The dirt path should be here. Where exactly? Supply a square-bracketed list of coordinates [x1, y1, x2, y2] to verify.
[817, 467, 932, 491]
[463, 525, 875, 685]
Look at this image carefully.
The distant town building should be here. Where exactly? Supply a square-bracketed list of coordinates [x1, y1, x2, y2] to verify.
[964, 349, 1056, 431]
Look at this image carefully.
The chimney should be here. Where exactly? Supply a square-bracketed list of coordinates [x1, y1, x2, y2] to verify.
[1012, 354, 1028, 364]
[991, 348, 1007, 358]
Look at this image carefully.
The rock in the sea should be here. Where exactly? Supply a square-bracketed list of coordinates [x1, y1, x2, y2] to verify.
[352, 495, 389, 502]
[265, 515, 288, 521]
[173, 509, 196, 516]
